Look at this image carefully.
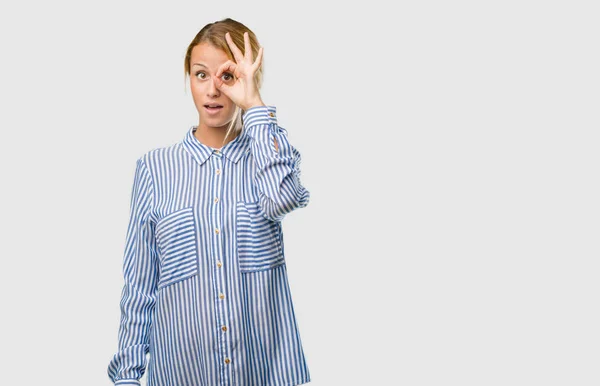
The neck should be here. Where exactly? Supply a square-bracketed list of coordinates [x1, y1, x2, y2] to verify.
[194, 123, 239, 149]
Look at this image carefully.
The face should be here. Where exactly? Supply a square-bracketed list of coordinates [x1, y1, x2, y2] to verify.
[189, 42, 237, 131]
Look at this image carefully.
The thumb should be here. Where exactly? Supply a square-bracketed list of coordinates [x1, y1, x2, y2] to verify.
[213, 76, 225, 90]
[213, 77, 231, 98]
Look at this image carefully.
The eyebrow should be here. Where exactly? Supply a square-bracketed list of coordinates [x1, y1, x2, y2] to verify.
[192, 63, 208, 68]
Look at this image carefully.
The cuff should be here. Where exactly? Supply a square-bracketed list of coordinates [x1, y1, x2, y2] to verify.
[115, 379, 141, 386]
[242, 105, 278, 130]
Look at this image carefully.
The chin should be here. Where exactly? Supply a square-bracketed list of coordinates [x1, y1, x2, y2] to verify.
[200, 111, 234, 124]
[202, 117, 234, 128]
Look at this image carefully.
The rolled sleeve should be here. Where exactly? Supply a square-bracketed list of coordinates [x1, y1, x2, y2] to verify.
[242, 105, 310, 222]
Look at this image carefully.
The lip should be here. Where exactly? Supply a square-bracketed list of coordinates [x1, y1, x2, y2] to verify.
[204, 105, 224, 115]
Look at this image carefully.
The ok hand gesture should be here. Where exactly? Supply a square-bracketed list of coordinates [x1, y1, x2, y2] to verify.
[214, 32, 265, 111]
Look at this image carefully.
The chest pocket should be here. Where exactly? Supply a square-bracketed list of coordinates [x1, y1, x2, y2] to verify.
[155, 206, 199, 289]
[236, 200, 285, 273]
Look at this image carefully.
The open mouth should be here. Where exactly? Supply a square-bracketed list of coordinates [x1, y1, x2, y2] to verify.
[204, 104, 223, 111]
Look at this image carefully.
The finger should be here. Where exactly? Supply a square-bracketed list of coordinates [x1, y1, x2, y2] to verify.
[252, 46, 264, 72]
[213, 75, 230, 95]
[213, 76, 226, 91]
[225, 32, 244, 63]
[215, 60, 236, 79]
[244, 31, 252, 61]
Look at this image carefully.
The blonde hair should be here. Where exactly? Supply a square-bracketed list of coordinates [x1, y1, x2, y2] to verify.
[184, 18, 264, 147]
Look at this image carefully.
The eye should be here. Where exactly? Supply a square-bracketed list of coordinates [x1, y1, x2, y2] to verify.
[194, 71, 233, 81]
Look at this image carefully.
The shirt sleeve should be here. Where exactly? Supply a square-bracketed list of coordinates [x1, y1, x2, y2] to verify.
[242, 105, 310, 222]
[107, 156, 159, 386]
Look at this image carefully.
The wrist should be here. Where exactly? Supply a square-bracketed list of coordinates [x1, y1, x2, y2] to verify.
[244, 99, 266, 110]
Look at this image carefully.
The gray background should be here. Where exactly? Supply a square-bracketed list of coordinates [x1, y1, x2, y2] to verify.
[1, 0, 598, 385]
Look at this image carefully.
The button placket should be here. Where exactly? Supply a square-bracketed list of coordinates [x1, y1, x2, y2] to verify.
[211, 150, 232, 378]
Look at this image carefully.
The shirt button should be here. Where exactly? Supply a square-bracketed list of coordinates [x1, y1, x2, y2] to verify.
[214, 197, 219, 204]
[219, 293, 225, 299]
[216, 169, 221, 175]
[224, 358, 231, 364]
[217, 260, 222, 268]
[269, 112, 275, 117]
[221, 325, 227, 332]
[215, 228, 219, 234]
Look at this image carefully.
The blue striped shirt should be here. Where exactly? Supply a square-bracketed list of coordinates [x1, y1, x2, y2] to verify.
[107, 105, 311, 386]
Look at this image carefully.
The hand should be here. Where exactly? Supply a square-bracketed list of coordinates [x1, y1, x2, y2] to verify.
[214, 31, 265, 111]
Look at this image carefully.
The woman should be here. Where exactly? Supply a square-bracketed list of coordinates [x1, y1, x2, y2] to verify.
[107, 18, 312, 386]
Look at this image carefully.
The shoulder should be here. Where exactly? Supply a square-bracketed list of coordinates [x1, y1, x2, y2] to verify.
[137, 140, 185, 169]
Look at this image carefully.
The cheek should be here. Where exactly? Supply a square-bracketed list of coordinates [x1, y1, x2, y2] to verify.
[190, 80, 202, 94]
[190, 84, 204, 106]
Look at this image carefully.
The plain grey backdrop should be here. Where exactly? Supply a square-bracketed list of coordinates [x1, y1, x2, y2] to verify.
[1, 1, 598, 385]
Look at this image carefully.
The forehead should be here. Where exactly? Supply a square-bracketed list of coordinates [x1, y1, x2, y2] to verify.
[191, 42, 230, 70]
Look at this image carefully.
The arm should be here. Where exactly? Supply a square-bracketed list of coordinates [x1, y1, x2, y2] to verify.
[107, 156, 159, 386]
[242, 105, 310, 222]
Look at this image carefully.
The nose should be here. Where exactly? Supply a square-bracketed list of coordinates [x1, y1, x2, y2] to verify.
[207, 77, 220, 97]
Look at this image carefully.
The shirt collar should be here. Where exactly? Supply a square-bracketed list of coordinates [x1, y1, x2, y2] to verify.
[181, 125, 251, 166]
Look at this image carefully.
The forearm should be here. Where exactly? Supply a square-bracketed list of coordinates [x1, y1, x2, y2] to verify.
[243, 105, 310, 222]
